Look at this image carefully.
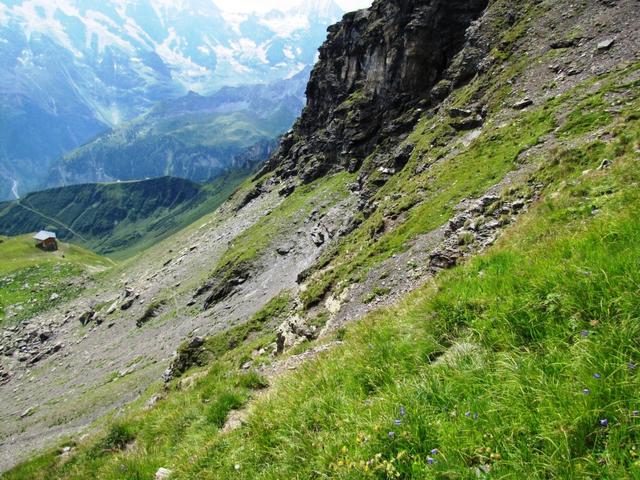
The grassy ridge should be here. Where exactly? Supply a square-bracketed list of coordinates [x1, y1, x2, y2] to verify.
[0, 235, 112, 327]
[0, 173, 248, 260]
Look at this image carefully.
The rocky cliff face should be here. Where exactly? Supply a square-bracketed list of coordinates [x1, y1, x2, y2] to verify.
[261, 0, 489, 185]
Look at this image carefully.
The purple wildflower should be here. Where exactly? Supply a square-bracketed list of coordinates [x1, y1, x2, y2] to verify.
[600, 419, 608, 427]
[388, 431, 395, 438]
[394, 419, 402, 426]
[629, 363, 637, 370]
[580, 330, 589, 337]
[465, 411, 471, 418]
[593, 373, 601, 379]
[427, 456, 436, 465]
[583, 388, 591, 395]
[399, 406, 407, 417]
[430, 448, 439, 455]
[473, 412, 479, 420]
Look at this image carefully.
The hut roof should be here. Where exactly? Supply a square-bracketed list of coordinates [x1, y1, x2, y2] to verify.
[33, 231, 57, 241]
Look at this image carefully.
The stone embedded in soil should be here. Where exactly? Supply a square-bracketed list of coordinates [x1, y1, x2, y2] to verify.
[597, 38, 615, 51]
[155, 468, 173, 480]
[512, 98, 534, 110]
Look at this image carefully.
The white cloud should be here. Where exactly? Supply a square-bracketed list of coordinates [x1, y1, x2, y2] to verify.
[220, 11, 247, 35]
[283, 46, 295, 60]
[213, 0, 372, 14]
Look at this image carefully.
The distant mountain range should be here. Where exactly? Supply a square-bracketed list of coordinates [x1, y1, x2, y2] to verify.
[0, 0, 344, 200]
[48, 66, 310, 187]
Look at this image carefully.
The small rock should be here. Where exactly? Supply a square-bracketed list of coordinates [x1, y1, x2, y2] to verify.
[512, 98, 533, 110]
[448, 107, 473, 118]
[144, 394, 163, 410]
[20, 407, 35, 418]
[550, 38, 579, 49]
[598, 158, 612, 170]
[120, 298, 135, 311]
[49, 293, 60, 301]
[596, 39, 614, 51]
[106, 301, 118, 315]
[78, 310, 96, 326]
[156, 467, 173, 480]
[276, 245, 292, 256]
[38, 331, 53, 342]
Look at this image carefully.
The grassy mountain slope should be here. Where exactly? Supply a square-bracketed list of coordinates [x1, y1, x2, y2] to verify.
[2, 0, 639, 477]
[0, 175, 247, 260]
[6, 54, 639, 479]
[0, 235, 112, 328]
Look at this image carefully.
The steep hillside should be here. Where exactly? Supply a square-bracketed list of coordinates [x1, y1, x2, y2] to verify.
[0, 0, 344, 200]
[1, 0, 639, 477]
[48, 69, 310, 187]
[0, 175, 248, 259]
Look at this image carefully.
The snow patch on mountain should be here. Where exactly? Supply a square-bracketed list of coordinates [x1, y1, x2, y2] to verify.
[261, 13, 311, 38]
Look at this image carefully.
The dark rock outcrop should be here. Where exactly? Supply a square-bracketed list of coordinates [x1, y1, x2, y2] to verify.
[162, 337, 207, 383]
[258, 0, 490, 186]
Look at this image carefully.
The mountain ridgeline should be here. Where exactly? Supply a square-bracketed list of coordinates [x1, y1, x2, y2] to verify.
[47, 68, 310, 188]
[2, 0, 640, 478]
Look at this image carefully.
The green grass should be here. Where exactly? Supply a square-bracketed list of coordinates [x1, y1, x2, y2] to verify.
[0, 235, 112, 327]
[7, 90, 639, 479]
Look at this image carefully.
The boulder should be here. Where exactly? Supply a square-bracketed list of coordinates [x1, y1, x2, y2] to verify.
[450, 114, 483, 131]
[120, 298, 135, 311]
[276, 316, 317, 354]
[596, 39, 615, 51]
[78, 310, 96, 326]
[276, 245, 292, 256]
[512, 98, 533, 110]
[448, 107, 474, 118]
[550, 38, 579, 49]
[163, 337, 207, 382]
[310, 227, 326, 247]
